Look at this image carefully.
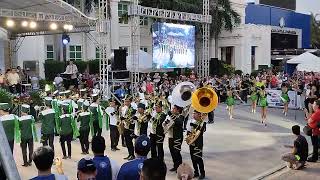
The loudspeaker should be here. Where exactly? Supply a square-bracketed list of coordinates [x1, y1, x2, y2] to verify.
[112, 49, 127, 70]
[209, 58, 218, 76]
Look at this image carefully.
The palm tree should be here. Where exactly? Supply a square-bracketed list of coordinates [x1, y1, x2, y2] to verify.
[140, 0, 241, 57]
[211, 0, 241, 57]
[311, 13, 320, 49]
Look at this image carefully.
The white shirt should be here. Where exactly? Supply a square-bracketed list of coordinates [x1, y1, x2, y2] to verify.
[106, 107, 118, 126]
[64, 64, 78, 79]
[6, 72, 20, 85]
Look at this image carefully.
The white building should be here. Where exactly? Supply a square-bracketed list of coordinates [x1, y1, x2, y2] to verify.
[0, 0, 310, 77]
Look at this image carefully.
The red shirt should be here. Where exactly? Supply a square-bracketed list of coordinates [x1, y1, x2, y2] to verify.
[309, 109, 320, 135]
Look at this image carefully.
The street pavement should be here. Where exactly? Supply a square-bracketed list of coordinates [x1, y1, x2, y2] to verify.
[266, 162, 320, 180]
[12, 103, 309, 180]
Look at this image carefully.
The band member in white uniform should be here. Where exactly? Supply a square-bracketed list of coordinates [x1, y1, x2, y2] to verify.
[106, 98, 120, 151]
[187, 110, 207, 179]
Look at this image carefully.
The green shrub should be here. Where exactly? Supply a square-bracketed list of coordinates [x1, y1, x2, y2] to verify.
[251, 70, 259, 77]
[44, 60, 65, 81]
[29, 91, 43, 106]
[74, 60, 88, 74]
[235, 70, 243, 76]
[0, 88, 13, 107]
[88, 59, 100, 74]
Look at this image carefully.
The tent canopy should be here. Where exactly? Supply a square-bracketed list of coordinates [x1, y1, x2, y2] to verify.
[0, 0, 96, 35]
[297, 63, 320, 72]
[286, 52, 320, 64]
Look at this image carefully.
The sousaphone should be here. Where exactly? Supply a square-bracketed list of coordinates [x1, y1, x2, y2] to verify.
[163, 82, 196, 134]
[186, 86, 218, 145]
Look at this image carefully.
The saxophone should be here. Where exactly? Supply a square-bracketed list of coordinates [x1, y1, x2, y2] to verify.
[121, 106, 134, 129]
[162, 113, 178, 134]
[185, 118, 205, 145]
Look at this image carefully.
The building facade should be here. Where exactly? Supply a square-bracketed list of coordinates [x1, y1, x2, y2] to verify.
[0, 0, 311, 77]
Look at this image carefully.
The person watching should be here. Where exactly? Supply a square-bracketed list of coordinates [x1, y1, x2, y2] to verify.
[91, 136, 120, 180]
[77, 158, 97, 180]
[140, 158, 167, 180]
[31, 146, 68, 180]
[117, 135, 151, 180]
[282, 125, 308, 169]
[64, 60, 78, 89]
[6, 68, 21, 93]
[305, 99, 320, 162]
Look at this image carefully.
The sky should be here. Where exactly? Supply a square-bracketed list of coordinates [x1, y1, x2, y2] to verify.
[246, 0, 320, 15]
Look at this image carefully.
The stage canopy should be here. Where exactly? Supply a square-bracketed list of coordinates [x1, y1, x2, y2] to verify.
[286, 52, 320, 64]
[0, 0, 97, 36]
[296, 63, 320, 72]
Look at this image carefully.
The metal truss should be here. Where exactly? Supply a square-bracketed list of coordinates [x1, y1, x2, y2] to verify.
[130, 0, 141, 96]
[45, 0, 97, 25]
[129, 5, 212, 24]
[11, 26, 95, 38]
[98, 0, 111, 99]
[129, 2, 211, 78]
[201, 0, 210, 78]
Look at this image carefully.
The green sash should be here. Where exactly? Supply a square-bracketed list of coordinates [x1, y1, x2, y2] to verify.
[97, 106, 103, 129]
[31, 116, 38, 142]
[71, 115, 80, 138]
[105, 113, 110, 131]
[14, 116, 21, 143]
[89, 112, 94, 137]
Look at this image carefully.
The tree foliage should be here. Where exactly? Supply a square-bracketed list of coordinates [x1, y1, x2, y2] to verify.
[311, 13, 320, 49]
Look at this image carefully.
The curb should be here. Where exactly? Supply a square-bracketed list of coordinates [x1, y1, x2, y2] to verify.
[248, 164, 287, 180]
[250, 153, 314, 180]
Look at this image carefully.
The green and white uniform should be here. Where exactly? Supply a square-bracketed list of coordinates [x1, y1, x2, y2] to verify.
[0, 114, 20, 152]
[19, 114, 37, 165]
[39, 108, 56, 150]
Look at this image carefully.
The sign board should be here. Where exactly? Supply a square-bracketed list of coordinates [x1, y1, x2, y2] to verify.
[266, 89, 298, 109]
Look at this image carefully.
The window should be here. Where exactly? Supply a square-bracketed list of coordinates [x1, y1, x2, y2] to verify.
[96, 47, 100, 60]
[140, 17, 148, 26]
[118, 3, 128, 24]
[46, 45, 54, 60]
[140, 47, 148, 52]
[69, 45, 82, 61]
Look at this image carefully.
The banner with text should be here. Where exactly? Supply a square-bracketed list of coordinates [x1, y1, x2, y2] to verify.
[266, 89, 298, 109]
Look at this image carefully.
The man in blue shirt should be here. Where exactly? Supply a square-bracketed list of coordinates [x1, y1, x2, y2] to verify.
[117, 135, 151, 180]
[92, 136, 120, 180]
[30, 146, 68, 180]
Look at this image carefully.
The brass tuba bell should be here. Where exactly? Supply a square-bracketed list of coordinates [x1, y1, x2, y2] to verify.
[172, 82, 196, 108]
[191, 87, 218, 113]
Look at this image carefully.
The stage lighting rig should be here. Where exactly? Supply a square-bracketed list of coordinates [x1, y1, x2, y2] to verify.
[62, 33, 70, 45]
[6, 20, 15, 28]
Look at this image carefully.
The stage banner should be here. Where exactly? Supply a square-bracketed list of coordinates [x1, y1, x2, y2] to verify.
[266, 89, 298, 109]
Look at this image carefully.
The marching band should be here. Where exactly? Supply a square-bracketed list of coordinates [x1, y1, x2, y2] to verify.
[1, 74, 295, 180]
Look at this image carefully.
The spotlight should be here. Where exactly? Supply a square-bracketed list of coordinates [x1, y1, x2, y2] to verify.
[29, 21, 37, 29]
[6, 20, 15, 27]
[68, 25, 74, 30]
[63, 24, 74, 31]
[21, 21, 28, 27]
[62, 34, 70, 45]
[50, 23, 58, 30]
